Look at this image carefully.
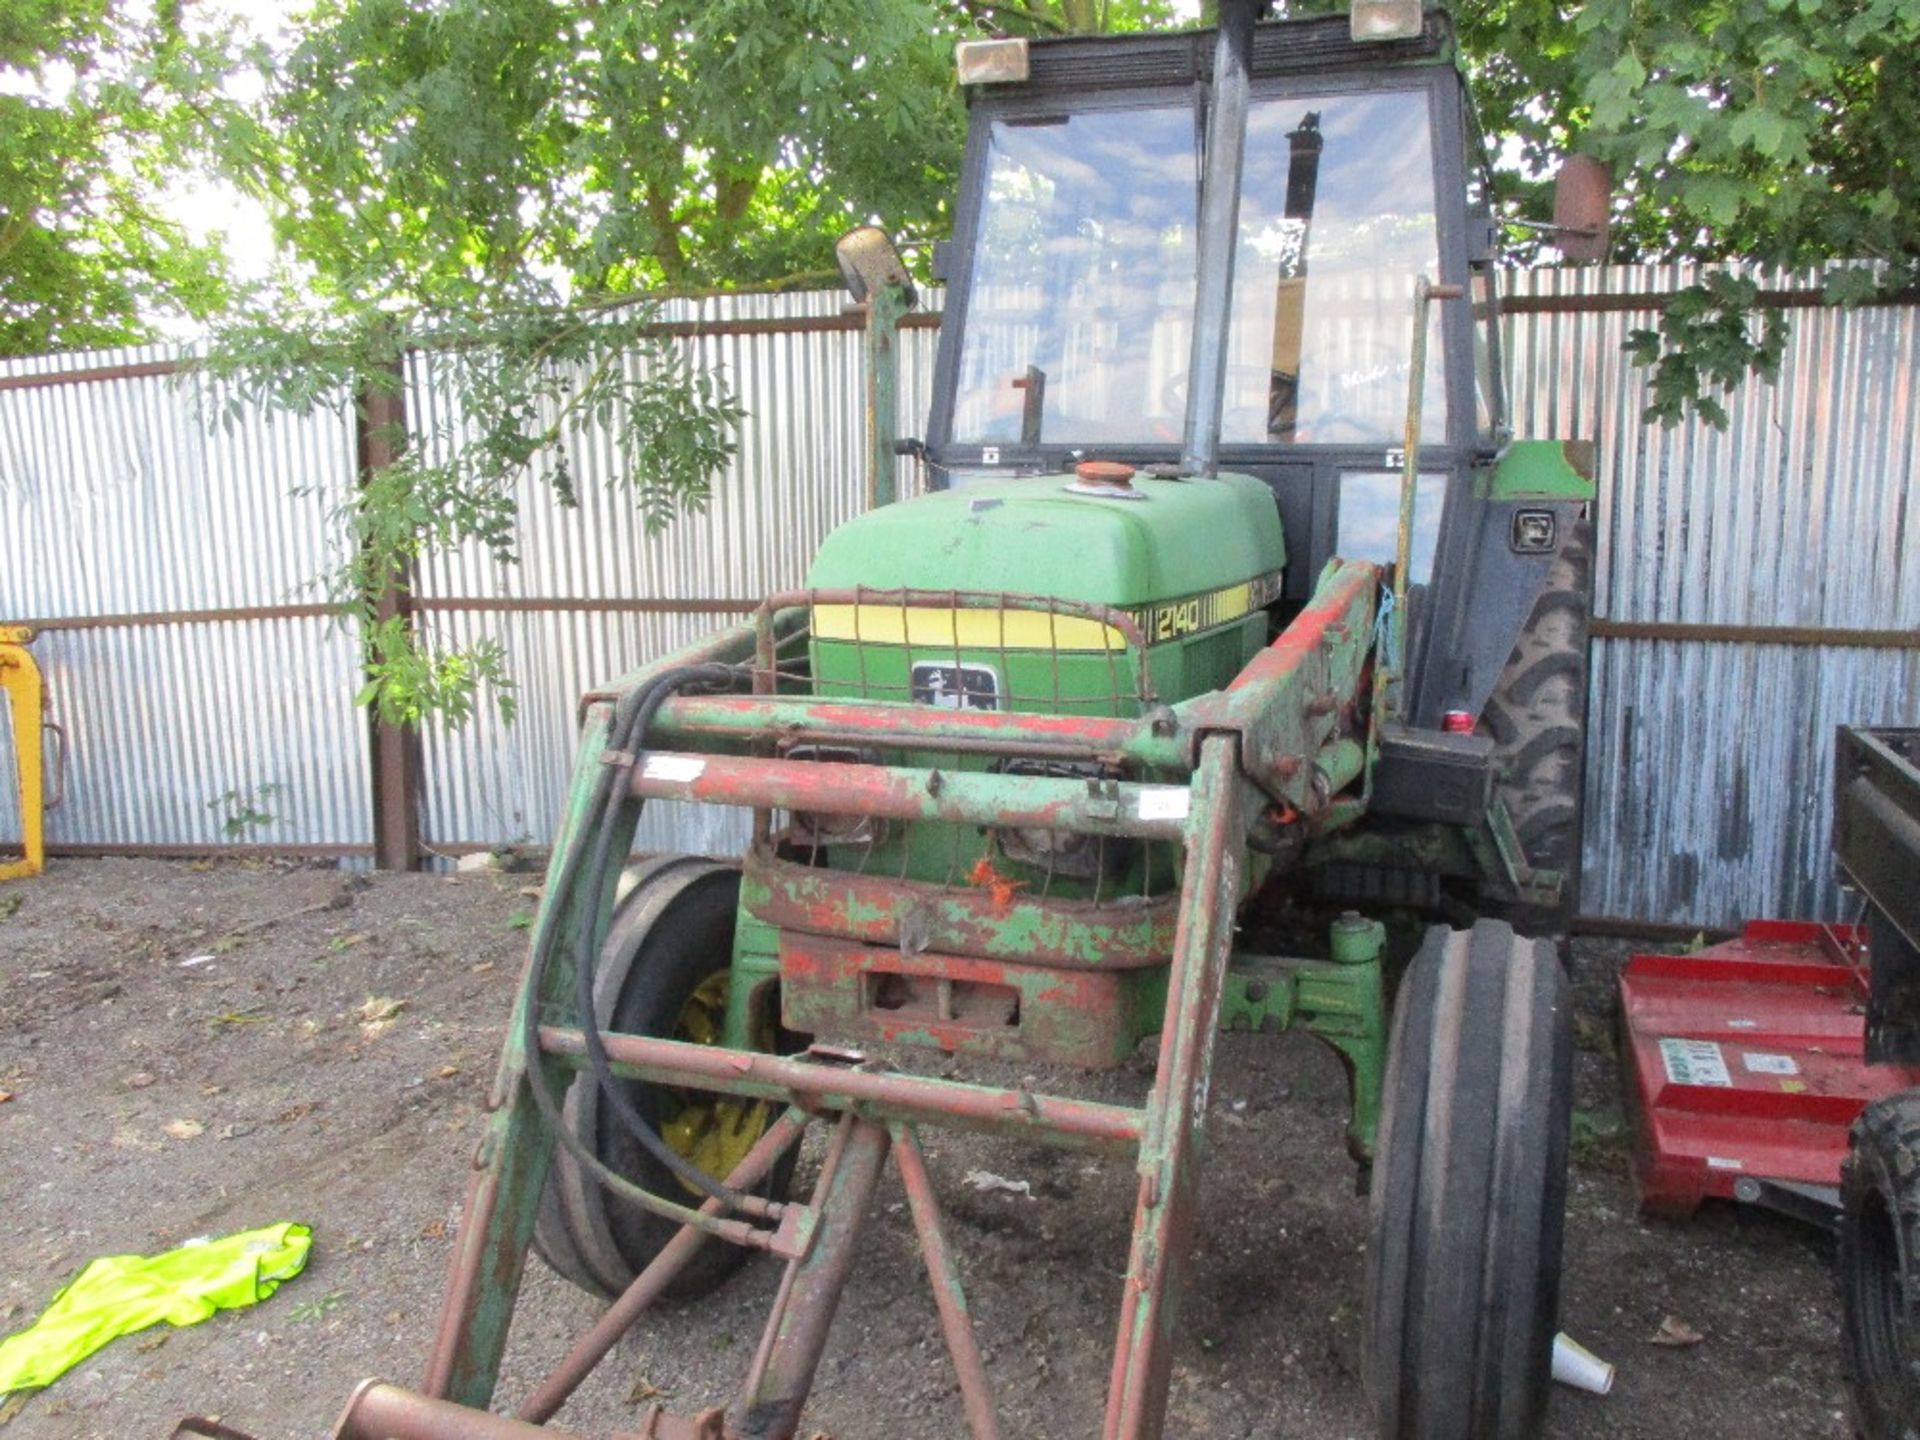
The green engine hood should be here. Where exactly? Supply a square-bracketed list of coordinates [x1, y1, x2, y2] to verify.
[805, 470, 1286, 609]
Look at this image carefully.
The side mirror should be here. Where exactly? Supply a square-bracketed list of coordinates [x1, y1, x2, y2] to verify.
[835, 226, 917, 308]
[1551, 155, 1613, 262]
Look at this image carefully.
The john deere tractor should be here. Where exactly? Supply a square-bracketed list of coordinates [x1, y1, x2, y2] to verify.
[231, 6, 1603, 1439]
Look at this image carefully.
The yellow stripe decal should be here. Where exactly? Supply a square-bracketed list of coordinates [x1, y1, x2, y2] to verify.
[811, 605, 1127, 652]
[811, 571, 1283, 653]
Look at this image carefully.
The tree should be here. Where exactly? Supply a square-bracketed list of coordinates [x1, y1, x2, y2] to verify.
[200, 0, 1173, 726]
[0, 0, 234, 355]
[220, 0, 968, 302]
[1454, 0, 1920, 422]
[199, 0, 977, 724]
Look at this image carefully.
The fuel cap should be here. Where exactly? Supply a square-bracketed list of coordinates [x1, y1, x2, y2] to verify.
[1065, 459, 1146, 499]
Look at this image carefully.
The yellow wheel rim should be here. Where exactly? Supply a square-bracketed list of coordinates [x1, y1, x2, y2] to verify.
[657, 971, 774, 1195]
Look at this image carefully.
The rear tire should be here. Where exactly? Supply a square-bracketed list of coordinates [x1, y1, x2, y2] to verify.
[1365, 919, 1573, 1440]
[1839, 1090, 1920, 1439]
[533, 859, 797, 1301]
[1479, 519, 1593, 937]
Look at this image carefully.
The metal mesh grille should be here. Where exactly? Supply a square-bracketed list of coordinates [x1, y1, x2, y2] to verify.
[752, 586, 1157, 716]
[747, 588, 1174, 905]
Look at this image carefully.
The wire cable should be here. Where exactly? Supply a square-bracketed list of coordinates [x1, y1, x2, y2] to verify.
[515, 662, 765, 1234]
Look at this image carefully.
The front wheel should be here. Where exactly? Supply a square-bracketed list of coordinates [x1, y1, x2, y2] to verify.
[533, 858, 797, 1300]
[1839, 1090, 1920, 1439]
[1365, 919, 1573, 1439]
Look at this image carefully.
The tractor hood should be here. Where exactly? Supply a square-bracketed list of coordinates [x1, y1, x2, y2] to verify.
[805, 470, 1286, 617]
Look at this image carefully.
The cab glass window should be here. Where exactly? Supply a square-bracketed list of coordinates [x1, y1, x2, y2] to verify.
[951, 86, 1449, 449]
[1222, 88, 1444, 446]
[952, 105, 1199, 446]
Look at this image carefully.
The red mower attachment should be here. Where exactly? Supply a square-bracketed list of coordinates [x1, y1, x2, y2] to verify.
[1620, 920, 1920, 1224]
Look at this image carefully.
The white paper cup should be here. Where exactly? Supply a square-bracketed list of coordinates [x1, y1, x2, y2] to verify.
[1551, 1332, 1615, 1395]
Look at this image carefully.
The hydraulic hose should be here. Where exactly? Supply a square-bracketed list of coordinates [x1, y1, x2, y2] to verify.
[516, 662, 762, 1232]
[574, 663, 746, 1207]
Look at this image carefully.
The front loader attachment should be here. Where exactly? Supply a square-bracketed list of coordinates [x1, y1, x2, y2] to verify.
[168, 558, 1379, 1440]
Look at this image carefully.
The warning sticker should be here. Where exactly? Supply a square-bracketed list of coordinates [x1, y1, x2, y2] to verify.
[1659, 1038, 1732, 1088]
[1136, 787, 1192, 822]
[1741, 1052, 1799, 1076]
[641, 754, 707, 783]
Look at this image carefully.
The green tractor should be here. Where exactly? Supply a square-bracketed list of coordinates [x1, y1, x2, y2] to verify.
[269, 5, 1606, 1439]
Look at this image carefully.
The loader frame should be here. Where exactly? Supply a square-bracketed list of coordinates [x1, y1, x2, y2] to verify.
[364, 553, 1385, 1440]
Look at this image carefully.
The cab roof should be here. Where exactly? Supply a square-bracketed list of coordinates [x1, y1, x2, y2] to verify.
[970, 9, 1456, 104]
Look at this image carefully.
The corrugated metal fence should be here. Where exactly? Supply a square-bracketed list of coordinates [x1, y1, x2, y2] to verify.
[2, 270, 1914, 925]
[1504, 266, 1920, 924]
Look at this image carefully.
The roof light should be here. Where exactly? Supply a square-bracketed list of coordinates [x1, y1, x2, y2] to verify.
[1350, 0, 1423, 42]
[955, 37, 1030, 86]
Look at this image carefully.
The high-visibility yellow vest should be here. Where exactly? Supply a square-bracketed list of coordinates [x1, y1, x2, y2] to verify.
[0, 1222, 312, 1395]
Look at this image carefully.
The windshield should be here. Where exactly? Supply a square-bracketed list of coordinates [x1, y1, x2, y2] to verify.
[952, 86, 1445, 449]
[952, 104, 1198, 446]
[1224, 90, 1444, 444]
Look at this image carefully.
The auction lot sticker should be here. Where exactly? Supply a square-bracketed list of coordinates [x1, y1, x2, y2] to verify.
[1658, 1037, 1732, 1087]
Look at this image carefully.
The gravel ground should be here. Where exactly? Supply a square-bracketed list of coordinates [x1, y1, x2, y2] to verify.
[0, 859, 1856, 1439]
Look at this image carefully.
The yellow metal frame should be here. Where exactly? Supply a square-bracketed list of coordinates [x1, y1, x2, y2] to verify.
[0, 625, 45, 881]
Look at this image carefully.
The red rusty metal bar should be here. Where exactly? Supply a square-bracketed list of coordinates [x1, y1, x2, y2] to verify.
[641, 309, 941, 338]
[1589, 617, 1920, 650]
[891, 1124, 1003, 1440]
[413, 596, 761, 616]
[18, 606, 1915, 652]
[16, 603, 346, 630]
[537, 1030, 1144, 1152]
[422, 1125, 510, 1403]
[334, 1379, 584, 1439]
[1500, 284, 1920, 315]
[745, 849, 1178, 969]
[336, 1380, 724, 1439]
[0, 358, 187, 392]
[628, 752, 1190, 842]
[739, 1118, 855, 1409]
[734, 1117, 893, 1440]
[1102, 735, 1246, 1440]
[12, 597, 764, 632]
[516, 1109, 811, 1425]
[651, 694, 1187, 768]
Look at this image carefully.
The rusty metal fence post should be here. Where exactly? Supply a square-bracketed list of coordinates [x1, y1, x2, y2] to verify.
[354, 360, 423, 871]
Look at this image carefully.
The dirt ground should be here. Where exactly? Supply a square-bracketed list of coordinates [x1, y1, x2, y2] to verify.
[0, 859, 1855, 1440]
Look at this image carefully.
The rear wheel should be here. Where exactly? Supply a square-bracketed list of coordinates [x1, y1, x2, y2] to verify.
[1839, 1090, 1920, 1439]
[1365, 919, 1573, 1440]
[533, 859, 796, 1300]
[1479, 519, 1593, 935]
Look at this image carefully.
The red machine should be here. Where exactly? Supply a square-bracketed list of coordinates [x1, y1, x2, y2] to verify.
[1621, 919, 1920, 1224]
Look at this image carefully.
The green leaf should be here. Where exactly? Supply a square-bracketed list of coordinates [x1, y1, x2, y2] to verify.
[1728, 108, 1789, 158]
[1678, 175, 1746, 228]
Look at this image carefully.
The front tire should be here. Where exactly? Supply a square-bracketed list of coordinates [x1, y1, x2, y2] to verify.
[533, 859, 796, 1300]
[1365, 919, 1573, 1439]
[1839, 1090, 1920, 1439]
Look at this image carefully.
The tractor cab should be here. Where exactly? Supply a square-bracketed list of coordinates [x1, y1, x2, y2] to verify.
[919, 9, 1588, 738]
[929, 12, 1489, 587]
